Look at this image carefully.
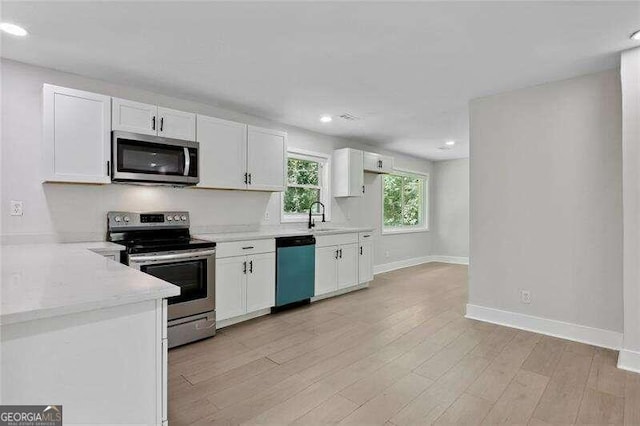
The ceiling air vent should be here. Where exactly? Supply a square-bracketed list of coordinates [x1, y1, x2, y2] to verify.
[338, 113, 361, 121]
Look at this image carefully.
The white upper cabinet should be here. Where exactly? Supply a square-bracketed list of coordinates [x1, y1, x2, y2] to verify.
[112, 98, 157, 135]
[197, 115, 248, 190]
[333, 148, 364, 197]
[157, 107, 196, 141]
[43, 84, 112, 184]
[112, 99, 195, 141]
[246, 126, 286, 192]
[363, 151, 394, 174]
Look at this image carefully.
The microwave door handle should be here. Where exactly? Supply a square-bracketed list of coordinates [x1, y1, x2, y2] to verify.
[183, 147, 190, 176]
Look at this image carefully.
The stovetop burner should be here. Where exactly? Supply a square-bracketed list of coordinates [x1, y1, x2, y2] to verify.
[106, 211, 215, 253]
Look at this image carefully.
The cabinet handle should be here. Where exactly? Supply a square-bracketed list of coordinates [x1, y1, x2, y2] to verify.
[362, 185, 365, 194]
[242, 246, 254, 250]
[160, 117, 164, 132]
[244, 173, 248, 184]
[249, 260, 253, 273]
[107, 160, 110, 177]
[248, 173, 252, 184]
[152, 116, 156, 130]
[335, 249, 339, 259]
[378, 160, 382, 168]
[360, 246, 363, 255]
[243, 261, 247, 274]
[339, 249, 343, 259]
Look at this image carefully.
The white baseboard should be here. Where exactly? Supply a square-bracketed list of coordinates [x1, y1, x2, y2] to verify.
[311, 283, 369, 302]
[374, 255, 469, 275]
[618, 349, 640, 373]
[217, 308, 271, 329]
[430, 255, 469, 265]
[374, 256, 433, 275]
[465, 304, 623, 350]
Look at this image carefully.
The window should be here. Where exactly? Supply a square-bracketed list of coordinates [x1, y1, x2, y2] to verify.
[281, 149, 330, 222]
[382, 172, 428, 233]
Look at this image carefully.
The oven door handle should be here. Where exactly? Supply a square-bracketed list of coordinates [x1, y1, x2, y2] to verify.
[129, 249, 216, 264]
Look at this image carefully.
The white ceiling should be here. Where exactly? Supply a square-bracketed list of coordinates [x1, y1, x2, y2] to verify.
[1, 1, 639, 160]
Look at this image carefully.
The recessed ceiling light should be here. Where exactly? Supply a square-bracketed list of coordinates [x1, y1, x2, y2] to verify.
[445, 140, 456, 146]
[320, 115, 332, 123]
[0, 22, 28, 37]
[631, 29, 640, 41]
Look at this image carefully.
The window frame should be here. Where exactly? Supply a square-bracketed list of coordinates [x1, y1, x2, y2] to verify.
[281, 148, 331, 223]
[381, 168, 429, 235]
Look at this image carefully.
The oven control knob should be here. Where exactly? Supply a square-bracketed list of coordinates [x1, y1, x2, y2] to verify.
[114, 216, 122, 222]
[124, 216, 130, 222]
[167, 216, 173, 221]
[181, 215, 187, 221]
[174, 215, 181, 221]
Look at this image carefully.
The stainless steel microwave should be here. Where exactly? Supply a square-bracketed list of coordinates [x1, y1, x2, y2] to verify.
[111, 131, 199, 185]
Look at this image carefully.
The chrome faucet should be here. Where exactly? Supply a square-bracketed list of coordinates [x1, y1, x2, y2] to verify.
[308, 201, 326, 229]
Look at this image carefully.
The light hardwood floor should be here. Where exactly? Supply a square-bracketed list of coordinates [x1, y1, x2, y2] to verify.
[168, 262, 638, 425]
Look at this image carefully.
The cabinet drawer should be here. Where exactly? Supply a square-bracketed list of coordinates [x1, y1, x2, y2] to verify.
[359, 231, 374, 241]
[216, 239, 275, 258]
[315, 233, 358, 248]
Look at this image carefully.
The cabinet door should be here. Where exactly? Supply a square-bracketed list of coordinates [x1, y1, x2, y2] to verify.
[363, 152, 394, 174]
[215, 257, 247, 321]
[112, 98, 157, 135]
[197, 115, 247, 190]
[43, 84, 112, 184]
[378, 155, 394, 173]
[333, 148, 363, 198]
[246, 252, 276, 313]
[157, 107, 196, 141]
[315, 246, 338, 296]
[363, 152, 382, 172]
[359, 240, 374, 284]
[246, 126, 286, 191]
[338, 244, 359, 289]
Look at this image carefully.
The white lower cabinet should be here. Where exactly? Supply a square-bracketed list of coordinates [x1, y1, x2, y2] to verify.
[2, 299, 168, 425]
[337, 244, 358, 289]
[246, 252, 276, 312]
[358, 232, 374, 284]
[314, 233, 361, 296]
[315, 246, 340, 295]
[215, 240, 275, 322]
[216, 256, 247, 321]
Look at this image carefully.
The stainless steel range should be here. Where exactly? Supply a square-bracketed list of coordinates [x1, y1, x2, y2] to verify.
[107, 211, 216, 348]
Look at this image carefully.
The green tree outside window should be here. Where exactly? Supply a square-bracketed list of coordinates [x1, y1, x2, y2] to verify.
[383, 174, 425, 228]
[284, 157, 323, 215]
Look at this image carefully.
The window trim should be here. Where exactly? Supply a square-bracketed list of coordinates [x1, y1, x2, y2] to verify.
[381, 168, 429, 235]
[281, 148, 331, 223]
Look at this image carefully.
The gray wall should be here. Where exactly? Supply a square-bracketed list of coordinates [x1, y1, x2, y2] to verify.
[1, 59, 434, 267]
[621, 48, 640, 355]
[469, 69, 623, 333]
[433, 159, 469, 258]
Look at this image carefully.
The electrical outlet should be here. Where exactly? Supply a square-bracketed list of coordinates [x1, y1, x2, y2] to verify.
[10, 200, 23, 216]
[521, 290, 531, 304]
[264, 211, 270, 221]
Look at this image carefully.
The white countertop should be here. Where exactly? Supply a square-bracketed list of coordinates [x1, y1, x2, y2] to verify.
[1, 242, 180, 326]
[195, 227, 375, 243]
